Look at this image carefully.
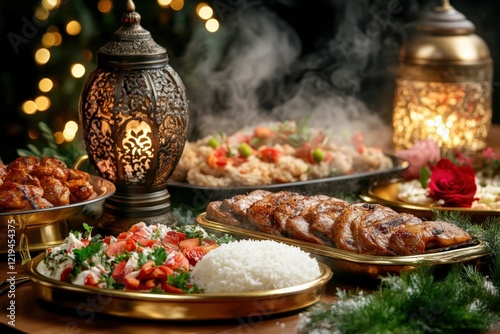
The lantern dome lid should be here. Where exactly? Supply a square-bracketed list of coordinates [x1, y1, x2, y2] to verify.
[400, 1, 491, 65]
[97, 0, 168, 69]
[416, 1, 475, 35]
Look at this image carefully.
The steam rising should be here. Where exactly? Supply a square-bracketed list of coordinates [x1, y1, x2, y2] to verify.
[180, 0, 408, 151]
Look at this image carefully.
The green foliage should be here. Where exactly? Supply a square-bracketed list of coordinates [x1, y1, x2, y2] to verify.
[297, 215, 500, 334]
[16, 121, 90, 171]
[419, 166, 432, 189]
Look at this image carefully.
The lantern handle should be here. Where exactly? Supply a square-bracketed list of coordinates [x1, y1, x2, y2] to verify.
[439, 0, 453, 10]
[127, 0, 135, 12]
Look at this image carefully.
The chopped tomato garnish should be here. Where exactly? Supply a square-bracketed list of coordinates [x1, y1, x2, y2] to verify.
[130, 229, 150, 241]
[258, 146, 282, 163]
[161, 281, 185, 294]
[352, 132, 365, 154]
[138, 279, 156, 291]
[161, 230, 186, 251]
[183, 243, 219, 266]
[179, 238, 201, 250]
[165, 251, 190, 271]
[102, 236, 112, 245]
[124, 276, 140, 290]
[207, 147, 229, 168]
[253, 126, 275, 139]
[117, 231, 132, 240]
[136, 239, 158, 248]
[128, 222, 148, 233]
[60, 267, 73, 283]
[106, 240, 125, 256]
[137, 260, 156, 280]
[111, 259, 128, 283]
[84, 273, 100, 287]
[158, 265, 174, 277]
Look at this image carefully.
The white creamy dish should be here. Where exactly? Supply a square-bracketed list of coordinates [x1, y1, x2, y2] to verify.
[37, 222, 322, 294]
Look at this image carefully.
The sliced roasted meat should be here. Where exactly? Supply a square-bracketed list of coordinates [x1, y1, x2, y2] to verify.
[387, 220, 472, 255]
[204, 190, 472, 256]
[308, 198, 350, 243]
[206, 201, 242, 226]
[246, 191, 296, 235]
[219, 189, 271, 222]
[274, 194, 328, 244]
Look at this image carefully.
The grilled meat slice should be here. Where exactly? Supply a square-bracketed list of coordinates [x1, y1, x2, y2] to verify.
[246, 191, 296, 234]
[206, 201, 242, 226]
[331, 203, 368, 253]
[308, 198, 350, 243]
[387, 220, 472, 255]
[353, 205, 421, 255]
[273, 194, 328, 244]
[219, 189, 271, 223]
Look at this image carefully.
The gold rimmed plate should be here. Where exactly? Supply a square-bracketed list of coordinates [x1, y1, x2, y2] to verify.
[196, 213, 491, 278]
[26, 252, 332, 320]
[0, 175, 115, 253]
[360, 180, 500, 224]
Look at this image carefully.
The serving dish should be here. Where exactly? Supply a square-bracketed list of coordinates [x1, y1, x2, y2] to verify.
[196, 213, 491, 279]
[26, 252, 332, 320]
[359, 181, 500, 224]
[0, 175, 115, 254]
[167, 155, 408, 210]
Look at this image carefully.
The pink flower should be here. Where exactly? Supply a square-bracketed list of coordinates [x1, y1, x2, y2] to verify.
[395, 140, 441, 180]
[482, 147, 500, 163]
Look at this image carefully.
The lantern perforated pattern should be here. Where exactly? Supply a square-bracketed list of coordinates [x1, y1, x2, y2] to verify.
[393, 78, 492, 151]
[80, 66, 188, 190]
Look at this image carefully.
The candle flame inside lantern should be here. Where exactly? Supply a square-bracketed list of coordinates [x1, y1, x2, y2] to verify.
[119, 120, 154, 184]
[393, 79, 491, 152]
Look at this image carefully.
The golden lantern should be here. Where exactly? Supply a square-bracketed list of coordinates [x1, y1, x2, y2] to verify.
[392, 0, 493, 152]
[79, 0, 189, 233]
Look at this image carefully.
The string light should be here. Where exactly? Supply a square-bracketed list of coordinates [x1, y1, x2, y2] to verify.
[205, 18, 219, 33]
[38, 78, 53, 93]
[34, 48, 51, 65]
[70, 63, 86, 78]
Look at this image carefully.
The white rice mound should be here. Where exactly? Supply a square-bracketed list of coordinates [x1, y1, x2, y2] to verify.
[190, 239, 321, 293]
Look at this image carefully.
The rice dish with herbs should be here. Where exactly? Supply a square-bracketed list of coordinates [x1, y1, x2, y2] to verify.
[171, 120, 392, 187]
[190, 239, 321, 293]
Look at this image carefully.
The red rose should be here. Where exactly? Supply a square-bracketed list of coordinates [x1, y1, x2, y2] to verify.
[428, 158, 477, 207]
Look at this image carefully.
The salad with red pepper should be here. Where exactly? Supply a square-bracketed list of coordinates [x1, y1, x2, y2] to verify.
[37, 222, 234, 294]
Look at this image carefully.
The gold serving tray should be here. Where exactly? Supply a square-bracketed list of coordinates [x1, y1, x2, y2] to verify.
[360, 181, 500, 224]
[197, 213, 491, 278]
[0, 175, 116, 254]
[26, 253, 332, 320]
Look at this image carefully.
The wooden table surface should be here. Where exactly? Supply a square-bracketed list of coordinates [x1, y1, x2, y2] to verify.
[2, 124, 500, 334]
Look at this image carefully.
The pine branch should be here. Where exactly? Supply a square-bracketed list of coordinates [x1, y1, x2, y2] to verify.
[297, 216, 500, 334]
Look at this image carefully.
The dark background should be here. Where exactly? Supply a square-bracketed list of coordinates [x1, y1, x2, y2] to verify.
[1, 0, 499, 163]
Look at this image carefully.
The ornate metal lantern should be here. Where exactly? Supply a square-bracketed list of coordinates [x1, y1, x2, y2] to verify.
[79, 0, 188, 233]
[392, 0, 492, 152]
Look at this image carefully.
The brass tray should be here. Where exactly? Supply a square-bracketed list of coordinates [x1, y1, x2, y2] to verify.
[26, 253, 333, 320]
[197, 213, 491, 278]
[360, 181, 500, 224]
[168, 155, 408, 209]
[0, 175, 116, 253]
